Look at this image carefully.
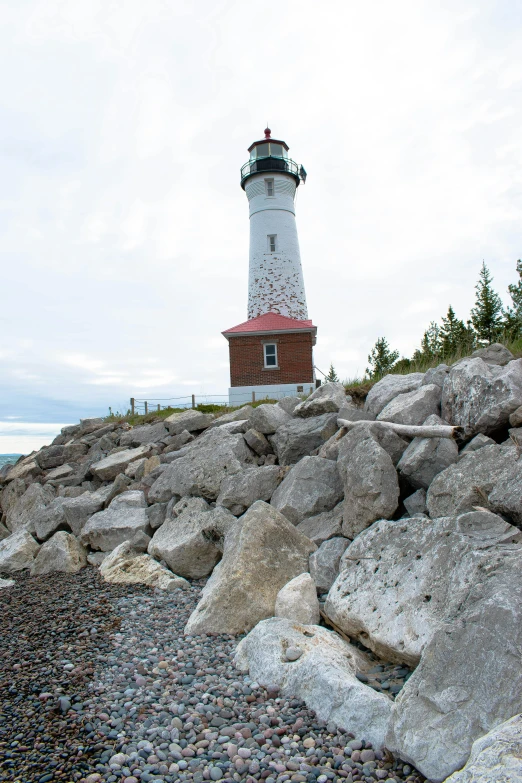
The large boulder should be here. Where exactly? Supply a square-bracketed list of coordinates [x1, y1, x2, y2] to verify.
[30, 531, 87, 575]
[338, 421, 408, 466]
[397, 413, 459, 490]
[0, 530, 40, 571]
[148, 429, 252, 503]
[422, 363, 449, 388]
[442, 357, 522, 437]
[249, 404, 291, 434]
[148, 497, 236, 578]
[90, 445, 154, 481]
[119, 422, 169, 448]
[216, 466, 286, 515]
[309, 536, 350, 593]
[1, 457, 41, 483]
[364, 373, 425, 418]
[235, 617, 392, 748]
[270, 413, 339, 465]
[270, 456, 343, 525]
[99, 540, 189, 590]
[33, 497, 69, 541]
[243, 428, 273, 456]
[0, 478, 26, 519]
[293, 382, 347, 418]
[164, 409, 215, 435]
[295, 503, 344, 545]
[208, 405, 253, 428]
[275, 572, 320, 624]
[377, 383, 441, 425]
[61, 487, 112, 535]
[471, 342, 514, 366]
[386, 545, 522, 781]
[7, 483, 55, 534]
[79, 491, 150, 551]
[444, 714, 522, 783]
[325, 510, 521, 667]
[184, 501, 316, 635]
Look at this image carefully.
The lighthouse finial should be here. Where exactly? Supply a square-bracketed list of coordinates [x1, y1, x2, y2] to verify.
[264, 126, 271, 139]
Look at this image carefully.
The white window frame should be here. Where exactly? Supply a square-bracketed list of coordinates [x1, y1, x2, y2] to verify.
[265, 178, 275, 197]
[263, 343, 278, 369]
[267, 234, 277, 252]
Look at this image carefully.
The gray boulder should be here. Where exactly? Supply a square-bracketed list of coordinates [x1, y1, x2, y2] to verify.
[275, 572, 320, 624]
[208, 405, 253, 428]
[7, 483, 55, 534]
[364, 373, 425, 418]
[146, 502, 167, 530]
[119, 422, 169, 447]
[216, 466, 286, 515]
[270, 413, 339, 465]
[44, 464, 75, 483]
[164, 409, 215, 435]
[1, 458, 41, 483]
[277, 396, 302, 414]
[442, 357, 522, 437]
[100, 540, 189, 591]
[243, 428, 273, 456]
[235, 617, 392, 748]
[33, 497, 69, 541]
[338, 421, 408, 466]
[30, 531, 87, 575]
[36, 443, 88, 470]
[0, 530, 40, 571]
[293, 382, 347, 418]
[471, 342, 514, 366]
[309, 537, 350, 593]
[270, 457, 343, 525]
[403, 488, 427, 516]
[509, 405, 522, 427]
[377, 383, 441, 425]
[0, 478, 26, 519]
[325, 510, 521, 667]
[422, 363, 449, 388]
[90, 445, 154, 481]
[459, 432, 496, 458]
[250, 404, 291, 434]
[184, 501, 316, 636]
[79, 417, 104, 434]
[61, 487, 112, 536]
[295, 503, 344, 545]
[148, 497, 236, 579]
[163, 430, 194, 454]
[397, 413, 459, 489]
[0, 522, 9, 541]
[79, 491, 150, 551]
[443, 714, 522, 783]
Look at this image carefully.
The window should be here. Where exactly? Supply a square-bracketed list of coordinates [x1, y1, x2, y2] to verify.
[265, 178, 274, 197]
[264, 343, 278, 368]
[268, 234, 277, 252]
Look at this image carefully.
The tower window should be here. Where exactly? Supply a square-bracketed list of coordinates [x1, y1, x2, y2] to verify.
[265, 178, 274, 197]
[268, 234, 277, 252]
[264, 343, 278, 368]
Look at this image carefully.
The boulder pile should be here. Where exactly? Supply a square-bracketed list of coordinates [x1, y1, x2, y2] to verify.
[2, 355, 522, 782]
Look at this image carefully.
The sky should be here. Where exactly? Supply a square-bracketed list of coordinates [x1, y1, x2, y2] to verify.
[2, 0, 522, 454]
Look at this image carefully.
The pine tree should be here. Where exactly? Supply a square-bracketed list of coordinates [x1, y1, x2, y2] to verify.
[412, 321, 441, 363]
[504, 259, 522, 339]
[324, 363, 339, 382]
[470, 262, 504, 344]
[439, 305, 475, 357]
[366, 337, 399, 379]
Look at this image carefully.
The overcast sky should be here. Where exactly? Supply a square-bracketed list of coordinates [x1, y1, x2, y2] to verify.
[2, 0, 522, 454]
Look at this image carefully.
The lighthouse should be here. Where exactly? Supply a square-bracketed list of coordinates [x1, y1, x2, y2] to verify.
[223, 129, 317, 405]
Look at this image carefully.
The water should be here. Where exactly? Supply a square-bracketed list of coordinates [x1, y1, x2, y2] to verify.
[0, 454, 21, 470]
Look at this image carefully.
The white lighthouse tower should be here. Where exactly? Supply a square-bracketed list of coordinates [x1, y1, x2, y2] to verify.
[241, 128, 308, 320]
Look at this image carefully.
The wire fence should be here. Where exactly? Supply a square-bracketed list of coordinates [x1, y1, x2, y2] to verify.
[129, 386, 317, 416]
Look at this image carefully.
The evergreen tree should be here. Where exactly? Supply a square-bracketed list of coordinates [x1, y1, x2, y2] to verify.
[366, 337, 399, 379]
[439, 305, 475, 357]
[504, 259, 522, 339]
[470, 262, 504, 344]
[412, 321, 441, 363]
[324, 363, 339, 382]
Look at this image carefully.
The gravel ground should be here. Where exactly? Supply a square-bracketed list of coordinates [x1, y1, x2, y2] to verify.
[0, 570, 425, 783]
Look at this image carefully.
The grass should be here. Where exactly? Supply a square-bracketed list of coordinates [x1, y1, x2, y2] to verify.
[103, 398, 282, 427]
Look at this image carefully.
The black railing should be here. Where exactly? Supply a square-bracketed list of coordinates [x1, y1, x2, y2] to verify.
[240, 156, 306, 188]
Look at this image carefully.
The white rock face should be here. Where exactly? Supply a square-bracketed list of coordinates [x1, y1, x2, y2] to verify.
[364, 373, 425, 418]
[275, 573, 320, 624]
[295, 503, 344, 545]
[325, 510, 521, 667]
[0, 577, 15, 589]
[217, 466, 287, 515]
[100, 541, 189, 591]
[30, 531, 87, 575]
[90, 446, 154, 481]
[0, 530, 40, 571]
[7, 483, 55, 534]
[271, 457, 343, 525]
[397, 413, 459, 490]
[80, 491, 149, 551]
[235, 617, 392, 748]
[184, 501, 316, 636]
[249, 404, 291, 435]
[309, 537, 350, 593]
[270, 413, 339, 465]
[293, 383, 347, 418]
[442, 357, 522, 437]
[444, 714, 522, 783]
[377, 383, 441, 425]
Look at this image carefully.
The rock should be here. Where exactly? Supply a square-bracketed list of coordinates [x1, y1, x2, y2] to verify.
[90, 445, 154, 481]
[250, 404, 291, 434]
[277, 396, 302, 414]
[44, 463, 75, 482]
[35, 445, 67, 470]
[397, 413, 459, 490]
[146, 502, 167, 529]
[1, 458, 41, 483]
[364, 373, 425, 418]
[148, 429, 252, 503]
[377, 383, 441, 425]
[163, 430, 195, 454]
[124, 457, 146, 478]
[459, 432, 496, 457]
[79, 417, 104, 434]
[275, 573, 320, 624]
[148, 497, 236, 578]
[79, 491, 150, 551]
[102, 473, 132, 506]
[270, 457, 343, 525]
[0, 522, 9, 541]
[7, 483, 55, 534]
[216, 466, 286, 515]
[317, 430, 343, 460]
[0, 477, 26, 519]
[243, 428, 273, 456]
[337, 429, 400, 539]
[235, 617, 392, 748]
[119, 422, 169, 448]
[30, 531, 87, 575]
[403, 488, 427, 516]
[184, 501, 316, 635]
[99, 541, 189, 590]
[164, 409, 215, 435]
[33, 497, 69, 541]
[208, 405, 253, 428]
[471, 342, 514, 366]
[0, 530, 40, 571]
[339, 421, 408, 466]
[309, 537, 350, 593]
[386, 544, 522, 781]
[442, 357, 522, 437]
[61, 487, 111, 536]
[135, 455, 161, 481]
[87, 551, 107, 566]
[325, 510, 521, 667]
[422, 363, 450, 388]
[443, 714, 522, 783]
[0, 577, 15, 589]
[293, 383, 347, 418]
[509, 404, 522, 427]
[295, 503, 344, 545]
[270, 413, 339, 465]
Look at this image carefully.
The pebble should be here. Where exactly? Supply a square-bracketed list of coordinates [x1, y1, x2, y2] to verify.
[285, 646, 303, 661]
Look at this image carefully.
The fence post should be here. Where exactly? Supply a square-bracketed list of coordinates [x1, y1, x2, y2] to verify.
[130, 398, 135, 416]
[157, 404, 160, 412]
[191, 394, 196, 409]
[144, 401, 148, 415]
[252, 391, 256, 403]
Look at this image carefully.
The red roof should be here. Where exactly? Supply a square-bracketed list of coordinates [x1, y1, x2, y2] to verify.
[223, 312, 317, 337]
